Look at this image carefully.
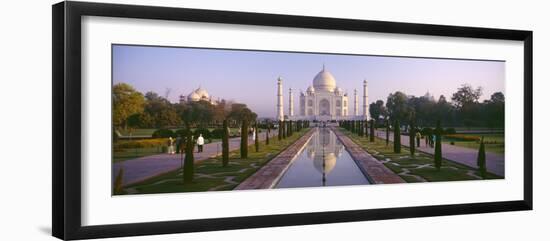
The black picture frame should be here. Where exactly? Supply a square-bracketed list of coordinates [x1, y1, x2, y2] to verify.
[52, 1, 533, 240]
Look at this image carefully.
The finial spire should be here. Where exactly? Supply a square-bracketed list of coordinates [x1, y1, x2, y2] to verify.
[322, 63, 325, 71]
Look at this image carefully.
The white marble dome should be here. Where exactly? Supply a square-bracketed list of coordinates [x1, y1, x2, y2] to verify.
[187, 87, 210, 102]
[187, 92, 200, 101]
[194, 87, 209, 99]
[307, 85, 315, 93]
[312, 66, 336, 92]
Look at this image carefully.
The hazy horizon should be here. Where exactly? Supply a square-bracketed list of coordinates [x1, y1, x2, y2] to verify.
[113, 44, 505, 118]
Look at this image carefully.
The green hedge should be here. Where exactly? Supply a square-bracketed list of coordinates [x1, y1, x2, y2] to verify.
[114, 138, 168, 149]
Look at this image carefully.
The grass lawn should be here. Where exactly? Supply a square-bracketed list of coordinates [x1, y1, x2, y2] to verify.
[342, 129, 502, 183]
[123, 129, 310, 194]
[443, 133, 504, 154]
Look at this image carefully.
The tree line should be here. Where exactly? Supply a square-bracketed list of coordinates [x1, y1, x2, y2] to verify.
[368, 84, 505, 129]
[113, 83, 258, 132]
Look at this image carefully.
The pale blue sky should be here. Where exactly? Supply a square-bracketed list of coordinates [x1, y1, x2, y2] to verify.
[113, 44, 505, 118]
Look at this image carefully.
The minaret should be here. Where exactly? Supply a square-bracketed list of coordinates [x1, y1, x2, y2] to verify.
[277, 77, 284, 121]
[289, 88, 294, 118]
[363, 80, 369, 119]
[354, 89, 359, 117]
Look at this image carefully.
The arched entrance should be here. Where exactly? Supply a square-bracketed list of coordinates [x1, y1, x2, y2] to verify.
[319, 99, 330, 116]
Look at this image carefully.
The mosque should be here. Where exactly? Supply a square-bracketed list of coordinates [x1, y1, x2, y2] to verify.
[179, 86, 219, 105]
[277, 65, 369, 121]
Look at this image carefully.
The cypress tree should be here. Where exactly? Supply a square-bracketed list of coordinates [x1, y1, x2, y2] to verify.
[183, 130, 194, 183]
[416, 129, 421, 147]
[265, 122, 270, 145]
[240, 119, 249, 159]
[369, 119, 375, 142]
[288, 120, 292, 137]
[393, 119, 401, 153]
[278, 120, 282, 141]
[409, 121, 416, 157]
[222, 119, 229, 167]
[385, 119, 390, 146]
[282, 120, 287, 139]
[113, 168, 124, 195]
[361, 120, 365, 137]
[434, 120, 442, 170]
[477, 136, 487, 179]
[254, 122, 259, 152]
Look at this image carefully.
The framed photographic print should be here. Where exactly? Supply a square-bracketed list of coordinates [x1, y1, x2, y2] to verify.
[52, 1, 533, 240]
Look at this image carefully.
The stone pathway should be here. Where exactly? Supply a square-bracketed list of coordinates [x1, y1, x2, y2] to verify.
[113, 131, 275, 187]
[332, 128, 406, 184]
[234, 129, 316, 190]
[374, 130, 504, 177]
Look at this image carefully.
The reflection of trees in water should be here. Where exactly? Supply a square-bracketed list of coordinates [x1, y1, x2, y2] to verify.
[306, 127, 344, 175]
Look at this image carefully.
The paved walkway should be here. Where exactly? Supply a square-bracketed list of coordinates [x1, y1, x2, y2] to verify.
[374, 130, 504, 177]
[234, 129, 316, 190]
[113, 132, 275, 187]
[332, 128, 405, 184]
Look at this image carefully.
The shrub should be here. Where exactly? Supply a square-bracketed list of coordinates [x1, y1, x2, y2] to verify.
[444, 134, 480, 142]
[152, 129, 175, 138]
[421, 127, 433, 136]
[174, 129, 191, 138]
[444, 127, 457, 135]
[210, 128, 225, 139]
[194, 127, 211, 140]
[114, 138, 167, 149]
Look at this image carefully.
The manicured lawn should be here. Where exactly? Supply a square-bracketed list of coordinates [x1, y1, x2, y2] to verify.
[342, 129, 502, 183]
[443, 133, 504, 154]
[123, 129, 310, 194]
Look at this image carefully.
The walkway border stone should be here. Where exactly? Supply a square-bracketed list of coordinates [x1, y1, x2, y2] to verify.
[234, 128, 316, 190]
[331, 128, 406, 184]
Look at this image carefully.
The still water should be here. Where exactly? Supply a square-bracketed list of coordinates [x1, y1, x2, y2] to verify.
[275, 127, 370, 188]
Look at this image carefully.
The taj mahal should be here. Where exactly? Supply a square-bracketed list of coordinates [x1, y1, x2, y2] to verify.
[277, 65, 369, 121]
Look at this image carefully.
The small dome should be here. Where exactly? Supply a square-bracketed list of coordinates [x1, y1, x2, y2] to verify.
[307, 86, 315, 93]
[187, 92, 200, 102]
[194, 87, 209, 99]
[335, 87, 343, 95]
[313, 66, 336, 92]
[187, 87, 210, 102]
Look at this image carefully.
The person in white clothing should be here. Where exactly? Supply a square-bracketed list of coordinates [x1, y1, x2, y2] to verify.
[168, 137, 175, 154]
[196, 134, 205, 153]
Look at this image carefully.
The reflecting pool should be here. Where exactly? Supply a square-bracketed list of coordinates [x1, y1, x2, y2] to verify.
[275, 127, 370, 188]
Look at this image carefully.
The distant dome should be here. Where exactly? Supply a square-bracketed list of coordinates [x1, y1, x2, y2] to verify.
[312, 66, 336, 92]
[187, 92, 200, 101]
[187, 87, 210, 102]
[194, 87, 209, 99]
[307, 86, 315, 93]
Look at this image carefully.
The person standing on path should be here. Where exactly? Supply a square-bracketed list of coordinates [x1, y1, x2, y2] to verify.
[168, 137, 175, 154]
[197, 134, 205, 153]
